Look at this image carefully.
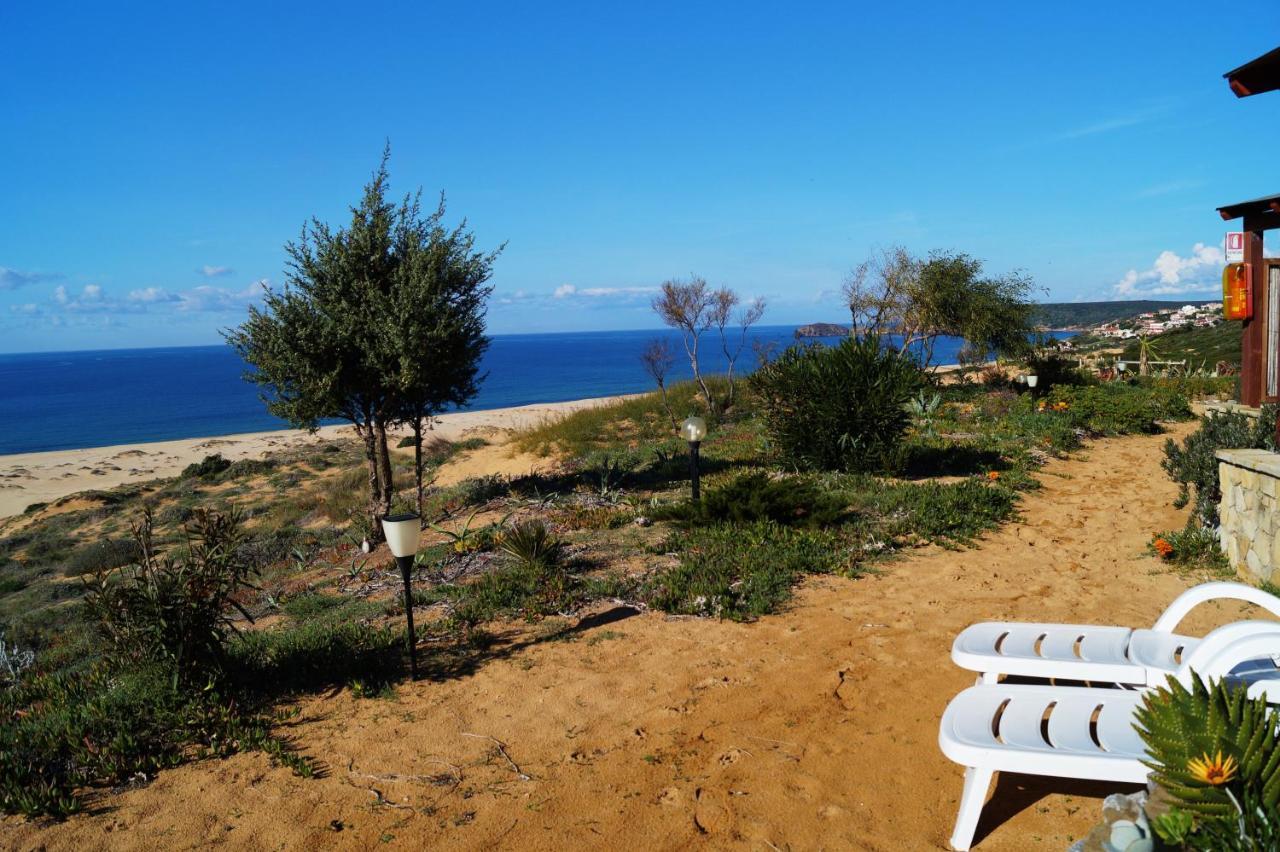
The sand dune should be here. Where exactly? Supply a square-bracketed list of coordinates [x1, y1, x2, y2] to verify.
[0, 397, 625, 519]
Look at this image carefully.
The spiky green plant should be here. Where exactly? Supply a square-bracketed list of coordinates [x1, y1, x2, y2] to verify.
[496, 519, 562, 571]
[1135, 673, 1280, 819]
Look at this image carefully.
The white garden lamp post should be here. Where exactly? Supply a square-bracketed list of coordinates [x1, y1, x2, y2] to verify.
[681, 415, 707, 501]
[1026, 374, 1039, 400]
[381, 513, 422, 679]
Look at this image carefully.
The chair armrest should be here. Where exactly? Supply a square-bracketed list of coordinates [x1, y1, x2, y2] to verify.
[1152, 582, 1280, 633]
[1176, 621, 1280, 687]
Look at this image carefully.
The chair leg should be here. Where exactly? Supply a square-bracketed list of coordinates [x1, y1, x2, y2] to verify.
[949, 766, 994, 851]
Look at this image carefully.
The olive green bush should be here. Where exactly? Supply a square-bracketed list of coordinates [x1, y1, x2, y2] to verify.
[750, 337, 922, 472]
[1162, 406, 1277, 528]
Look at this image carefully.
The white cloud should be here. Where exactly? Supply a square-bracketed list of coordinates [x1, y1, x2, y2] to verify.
[128, 287, 178, 303]
[52, 283, 118, 312]
[199, 265, 233, 278]
[553, 284, 656, 300]
[175, 279, 267, 312]
[1112, 242, 1226, 297]
[9, 303, 37, 314]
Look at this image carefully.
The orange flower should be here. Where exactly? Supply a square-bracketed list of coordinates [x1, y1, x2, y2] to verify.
[1187, 751, 1237, 786]
[1037, 401, 1047, 411]
[986, 471, 1001, 481]
[1152, 537, 1174, 558]
[1053, 401, 1070, 411]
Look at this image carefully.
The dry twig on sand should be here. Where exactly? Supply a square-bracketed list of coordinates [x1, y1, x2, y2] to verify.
[461, 733, 532, 781]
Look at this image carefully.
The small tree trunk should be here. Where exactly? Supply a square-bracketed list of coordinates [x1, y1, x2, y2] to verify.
[372, 416, 394, 521]
[681, 332, 715, 417]
[412, 416, 424, 517]
[354, 421, 384, 543]
[656, 379, 677, 430]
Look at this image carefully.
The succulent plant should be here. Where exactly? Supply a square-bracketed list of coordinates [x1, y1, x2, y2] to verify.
[1134, 672, 1280, 818]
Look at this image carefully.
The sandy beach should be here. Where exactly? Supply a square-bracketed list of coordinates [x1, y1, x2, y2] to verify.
[0, 396, 627, 520]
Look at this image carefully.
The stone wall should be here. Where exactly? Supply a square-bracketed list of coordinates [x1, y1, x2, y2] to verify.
[1217, 448, 1280, 584]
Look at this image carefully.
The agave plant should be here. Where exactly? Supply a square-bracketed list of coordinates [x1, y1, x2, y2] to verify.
[1135, 673, 1280, 820]
[496, 519, 562, 570]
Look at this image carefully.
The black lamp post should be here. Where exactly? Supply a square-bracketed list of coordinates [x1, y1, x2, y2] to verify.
[682, 415, 707, 501]
[381, 513, 421, 679]
[1026, 373, 1039, 400]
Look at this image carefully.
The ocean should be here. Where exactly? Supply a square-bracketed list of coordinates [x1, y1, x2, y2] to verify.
[0, 326, 1074, 455]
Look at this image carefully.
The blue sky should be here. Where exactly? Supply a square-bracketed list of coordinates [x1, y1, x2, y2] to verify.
[2, 2, 1278, 353]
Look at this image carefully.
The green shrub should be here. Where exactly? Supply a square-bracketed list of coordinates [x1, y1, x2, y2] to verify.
[61, 538, 142, 577]
[1024, 352, 1095, 391]
[1149, 527, 1229, 573]
[750, 337, 923, 472]
[1141, 374, 1237, 402]
[19, 531, 76, 566]
[647, 522, 852, 620]
[1163, 407, 1277, 528]
[654, 472, 848, 528]
[180, 453, 232, 480]
[223, 457, 276, 479]
[82, 509, 255, 685]
[1047, 383, 1191, 436]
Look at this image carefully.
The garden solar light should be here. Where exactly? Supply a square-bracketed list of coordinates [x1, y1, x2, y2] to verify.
[381, 513, 422, 679]
[1025, 374, 1038, 388]
[681, 415, 707, 501]
[1117, 361, 1127, 373]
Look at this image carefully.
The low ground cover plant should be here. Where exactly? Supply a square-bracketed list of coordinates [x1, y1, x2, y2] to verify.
[1045, 383, 1191, 436]
[647, 521, 852, 620]
[0, 509, 399, 818]
[652, 471, 847, 528]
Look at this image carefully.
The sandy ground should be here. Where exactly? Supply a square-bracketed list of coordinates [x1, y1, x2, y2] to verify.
[0, 397, 626, 520]
[5, 423, 1274, 849]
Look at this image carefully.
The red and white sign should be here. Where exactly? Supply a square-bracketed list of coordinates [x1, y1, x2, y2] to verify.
[1226, 231, 1246, 263]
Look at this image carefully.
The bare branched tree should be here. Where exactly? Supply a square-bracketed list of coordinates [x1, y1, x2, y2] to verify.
[652, 276, 716, 412]
[639, 337, 678, 429]
[709, 290, 766, 410]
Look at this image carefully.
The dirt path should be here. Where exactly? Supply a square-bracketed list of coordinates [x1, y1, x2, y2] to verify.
[6, 423, 1271, 850]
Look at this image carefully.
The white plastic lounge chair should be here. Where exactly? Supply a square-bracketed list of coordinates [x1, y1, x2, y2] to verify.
[939, 620, 1280, 851]
[952, 581, 1280, 686]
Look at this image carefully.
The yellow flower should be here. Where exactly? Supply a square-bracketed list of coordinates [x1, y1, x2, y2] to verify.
[1187, 751, 1237, 786]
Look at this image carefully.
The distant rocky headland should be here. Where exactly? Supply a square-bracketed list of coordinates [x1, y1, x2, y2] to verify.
[794, 322, 850, 338]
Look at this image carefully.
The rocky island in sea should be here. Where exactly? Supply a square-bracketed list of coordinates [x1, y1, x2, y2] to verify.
[794, 322, 850, 338]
